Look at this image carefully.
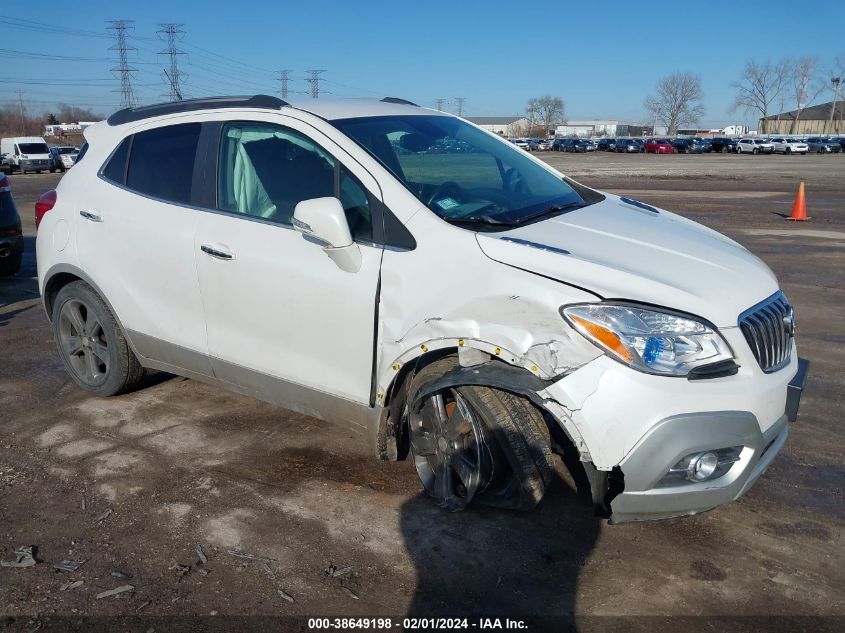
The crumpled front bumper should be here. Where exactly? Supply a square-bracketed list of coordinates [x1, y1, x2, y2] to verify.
[608, 358, 809, 523]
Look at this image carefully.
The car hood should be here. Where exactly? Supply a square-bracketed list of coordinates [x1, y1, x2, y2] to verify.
[475, 194, 779, 327]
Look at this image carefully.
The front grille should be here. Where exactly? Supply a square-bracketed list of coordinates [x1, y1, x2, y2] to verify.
[738, 292, 793, 372]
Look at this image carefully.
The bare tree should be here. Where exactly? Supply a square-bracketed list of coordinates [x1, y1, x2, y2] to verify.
[644, 72, 705, 135]
[535, 95, 565, 134]
[524, 98, 540, 136]
[786, 57, 825, 133]
[731, 59, 789, 134]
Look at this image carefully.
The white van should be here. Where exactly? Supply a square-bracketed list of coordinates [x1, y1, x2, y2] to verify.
[0, 136, 53, 173]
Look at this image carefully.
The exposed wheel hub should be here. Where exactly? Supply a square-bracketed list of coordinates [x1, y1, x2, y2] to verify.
[408, 388, 493, 511]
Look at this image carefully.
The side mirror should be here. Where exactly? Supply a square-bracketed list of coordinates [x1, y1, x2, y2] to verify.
[293, 197, 362, 273]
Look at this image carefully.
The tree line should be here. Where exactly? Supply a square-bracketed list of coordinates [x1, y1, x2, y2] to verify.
[0, 103, 103, 137]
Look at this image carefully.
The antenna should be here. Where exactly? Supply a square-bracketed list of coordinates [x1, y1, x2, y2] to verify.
[158, 23, 186, 101]
[107, 20, 137, 109]
[277, 70, 293, 100]
[306, 70, 326, 99]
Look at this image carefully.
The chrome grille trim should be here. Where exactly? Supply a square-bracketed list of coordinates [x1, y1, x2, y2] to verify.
[738, 292, 793, 373]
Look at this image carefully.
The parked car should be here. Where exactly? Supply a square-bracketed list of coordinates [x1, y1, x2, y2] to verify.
[644, 138, 675, 153]
[596, 138, 614, 151]
[768, 138, 808, 155]
[49, 146, 80, 171]
[697, 139, 713, 153]
[0, 153, 11, 174]
[525, 139, 540, 152]
[0, 136, 53, 173]
[805, 137, 842, 154]
[510, 138, 530, 151]
[563, 139, 592, 153]
[0, 171, 23, 276]
[614, 139, 644, 153]
[537, 138, 554, 151]
[551, 139, 567, 152]
[737, 138, 774, 154]
[36, 94, 807, 521]
[671, 139, 703, 154]
[710, 138, 738, 153]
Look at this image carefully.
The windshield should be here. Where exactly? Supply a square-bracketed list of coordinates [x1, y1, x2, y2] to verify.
[333, 115, 589, 227]
[57, 147, 77, 154]
[19, 143, 49, 154]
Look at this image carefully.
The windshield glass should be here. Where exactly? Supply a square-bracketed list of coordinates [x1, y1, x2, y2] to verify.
[19, 143, 49, 154]
[333, 115, 588, 226]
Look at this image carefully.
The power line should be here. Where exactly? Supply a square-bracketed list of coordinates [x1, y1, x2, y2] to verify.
[277, 70, 292, 100]
[434, 98, 446, 111]
[306, 70, 326, 99]
[455, 97, 466, 117]
[157, 23, 186, 101]
[107, 20, 137, 109]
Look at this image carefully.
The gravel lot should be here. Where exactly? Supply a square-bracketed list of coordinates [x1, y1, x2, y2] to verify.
[1, 152, 843, 631]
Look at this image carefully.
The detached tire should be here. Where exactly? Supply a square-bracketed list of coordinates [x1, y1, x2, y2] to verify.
[407, 357, 555, 512]
[52, 281, 144, 396]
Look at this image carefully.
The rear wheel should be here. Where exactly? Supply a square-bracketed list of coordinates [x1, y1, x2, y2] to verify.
[406, 358, 555, 512]
[752, 148, 759, 155]
[52, 281, 144, 396]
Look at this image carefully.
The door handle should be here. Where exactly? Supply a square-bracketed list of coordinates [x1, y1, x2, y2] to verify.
[200, 243, 234, 260]
[79, 210, 103, 222]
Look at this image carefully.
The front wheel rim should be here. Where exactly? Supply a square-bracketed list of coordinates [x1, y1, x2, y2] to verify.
[58, 298, 110, 386]
[409, 389, 492, 511]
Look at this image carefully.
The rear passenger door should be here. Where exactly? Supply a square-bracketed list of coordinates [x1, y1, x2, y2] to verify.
[193, 118, 384, 410]
[76, 122, 212, 375]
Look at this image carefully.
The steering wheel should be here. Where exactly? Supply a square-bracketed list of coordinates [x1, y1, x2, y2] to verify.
[426, 181, 463, 208]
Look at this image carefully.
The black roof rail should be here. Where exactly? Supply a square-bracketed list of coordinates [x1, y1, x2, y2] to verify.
[380, 97, 419, 107]
[107, 94, 288, 126]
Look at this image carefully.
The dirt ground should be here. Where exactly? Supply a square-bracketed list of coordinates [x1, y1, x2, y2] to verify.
[1, 152, 843, 632]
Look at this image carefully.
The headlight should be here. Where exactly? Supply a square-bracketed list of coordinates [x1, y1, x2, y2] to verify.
[561, 303, 733, 376]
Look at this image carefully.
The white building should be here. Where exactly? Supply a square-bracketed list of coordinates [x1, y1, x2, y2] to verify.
[721, 125, 749, 136]
[465, 116, 530, 136]
[554, 120, 622, 137]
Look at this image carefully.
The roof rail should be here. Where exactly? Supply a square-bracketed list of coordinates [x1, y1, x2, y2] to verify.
[380, 97, 419, 107]
[107, 95, 288, 126]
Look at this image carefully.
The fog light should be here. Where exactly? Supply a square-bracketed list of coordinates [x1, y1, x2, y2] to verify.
[687, 451, 719, 481]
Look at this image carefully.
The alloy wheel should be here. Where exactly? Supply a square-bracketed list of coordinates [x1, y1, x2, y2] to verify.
[409, 388, 493, 511]
[58, 298, 110, 387]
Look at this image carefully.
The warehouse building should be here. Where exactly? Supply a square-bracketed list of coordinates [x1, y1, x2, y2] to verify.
[465, 116, 529, 136]
[760, 101, 845, 135]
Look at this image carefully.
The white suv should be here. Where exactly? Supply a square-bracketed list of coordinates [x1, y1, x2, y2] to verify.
[769, 137, 808, 155]
[36, 95, 808, 521]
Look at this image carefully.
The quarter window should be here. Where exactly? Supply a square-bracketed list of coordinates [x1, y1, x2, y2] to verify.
[217, 122, 372, 241]
[125, 123, 201, 204]
[102, 137, 131, 184]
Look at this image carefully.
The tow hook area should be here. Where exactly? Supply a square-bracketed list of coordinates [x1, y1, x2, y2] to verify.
[576, 460, 625, 518]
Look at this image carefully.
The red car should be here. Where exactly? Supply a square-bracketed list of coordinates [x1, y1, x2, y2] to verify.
[644, 138, 675, 154]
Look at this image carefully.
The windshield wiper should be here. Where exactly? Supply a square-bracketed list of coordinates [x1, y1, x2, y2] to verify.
[512, 202, 585, 225]
[444, 215, 515, 226]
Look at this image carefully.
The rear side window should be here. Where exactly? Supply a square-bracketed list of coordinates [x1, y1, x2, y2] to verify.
[102, 137, 131, 184]
[125, 123, 201, 204]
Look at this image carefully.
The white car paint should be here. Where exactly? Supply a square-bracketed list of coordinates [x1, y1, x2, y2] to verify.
[36, 98, 803, 521]
[769, 138, 808, 154]
[737, 138, 774, 154]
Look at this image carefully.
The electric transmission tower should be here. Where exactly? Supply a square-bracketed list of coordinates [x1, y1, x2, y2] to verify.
[306, 70, 326, 99]
[107, 20, 137, 109]
[158, 23, 186, 101]
[434, 98, 446, 111]
[277, 70, 293, 100]
[455, 97, 466, 117]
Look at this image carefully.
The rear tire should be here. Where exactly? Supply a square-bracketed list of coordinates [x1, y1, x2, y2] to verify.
[52, 281, 144, 397]
[406, 358, 555, 512]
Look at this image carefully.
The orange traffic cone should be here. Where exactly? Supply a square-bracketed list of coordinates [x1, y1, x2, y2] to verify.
[787, 181, 809, 221]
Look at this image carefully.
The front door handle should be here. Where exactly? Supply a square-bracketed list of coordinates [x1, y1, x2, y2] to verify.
[200, 243, 234, 260]
[79, 210, 103, 222]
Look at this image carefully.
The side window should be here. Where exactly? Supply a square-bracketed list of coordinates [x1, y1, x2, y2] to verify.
[217, 122, 373, 241]
[101, 137, 131, 184]
[125, 123, 201, 204]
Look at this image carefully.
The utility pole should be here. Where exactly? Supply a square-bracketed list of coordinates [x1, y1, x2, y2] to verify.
[16, 89, 26, 134]
[107, 20, 137, 109]
[455, 97, 466, 117]
[434, 98, 446, 111]
[158, 23, 186, 101]
[277, 70, 293, 100]
[306, 70, 326, 99]
[829, 77, 841, 135]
